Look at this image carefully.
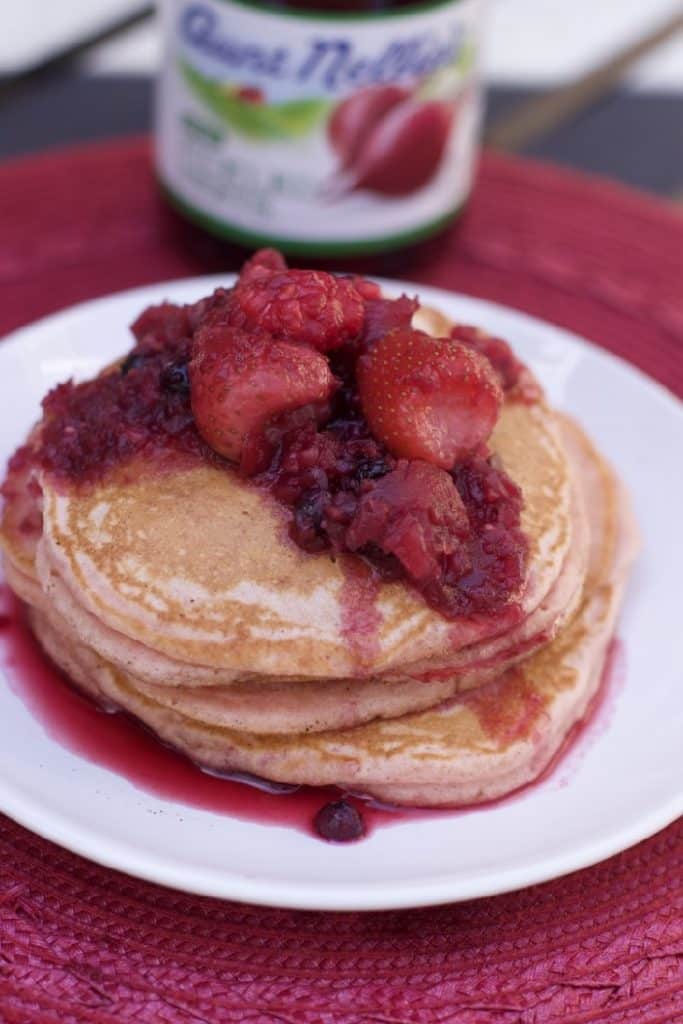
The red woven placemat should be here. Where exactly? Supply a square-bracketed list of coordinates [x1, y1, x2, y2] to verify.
[0, 138, 681, 1024]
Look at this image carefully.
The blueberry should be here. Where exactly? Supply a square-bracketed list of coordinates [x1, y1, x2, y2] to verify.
[314, 800, 365, 842]
[355, 458, 388, 481]
[291, 489, 329, 552]
[120, 352, 146, 376]
[162, 362, 190, 393]
[295, 488, 326, 529]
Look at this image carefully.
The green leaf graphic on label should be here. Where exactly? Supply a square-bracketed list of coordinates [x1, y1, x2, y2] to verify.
[416, 42, 476, 101]
[181, 62, 331, 140]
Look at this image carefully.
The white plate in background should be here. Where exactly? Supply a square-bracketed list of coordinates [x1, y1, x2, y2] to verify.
[0, 1, 149, 76]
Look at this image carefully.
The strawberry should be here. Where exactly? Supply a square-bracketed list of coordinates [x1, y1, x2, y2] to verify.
[190, 318, 336, 465]
[357, 327, 503, 469]
[451, 324, 543, 404]
[346, 460, 471, 583]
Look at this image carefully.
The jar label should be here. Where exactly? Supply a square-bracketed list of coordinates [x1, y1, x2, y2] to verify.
[157, 0, 484, 253]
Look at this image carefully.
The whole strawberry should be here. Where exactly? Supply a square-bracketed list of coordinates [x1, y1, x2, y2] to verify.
[357, 326, 503, 469]
[190, 317, 335, 466]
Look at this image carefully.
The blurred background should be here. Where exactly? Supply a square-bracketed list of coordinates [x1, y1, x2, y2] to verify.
[1, 0, 681, 199]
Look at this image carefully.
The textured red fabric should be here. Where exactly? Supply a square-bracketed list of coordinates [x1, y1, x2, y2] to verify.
[0, 138, 681, 1023]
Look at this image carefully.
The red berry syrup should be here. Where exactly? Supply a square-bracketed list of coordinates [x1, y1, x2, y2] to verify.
[0, 587, 625, 839]
[0, 588, 400, 841]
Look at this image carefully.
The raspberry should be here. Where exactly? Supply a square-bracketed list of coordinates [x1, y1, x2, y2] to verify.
[233, 269, 365, 352]
[239, 247, 288, 284]
[345, 274, 382, 301]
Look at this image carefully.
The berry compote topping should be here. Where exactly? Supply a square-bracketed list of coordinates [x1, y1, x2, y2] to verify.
[25, 248, 537, 621]
[39, 311, 215, 484]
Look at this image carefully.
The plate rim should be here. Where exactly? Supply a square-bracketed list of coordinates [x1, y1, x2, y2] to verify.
[0, 769, 680, 911]
[0, 275, 681, 911]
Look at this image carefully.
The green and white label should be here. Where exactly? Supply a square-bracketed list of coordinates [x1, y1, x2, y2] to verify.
[156, 0, 484, 252]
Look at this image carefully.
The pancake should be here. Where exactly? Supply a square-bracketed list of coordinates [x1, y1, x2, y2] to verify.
[72, 424, 588, 735]
[0, 431, 42, 579]
[36, 397, 574, 683]
[15, 476, 586, 734]
[29, 519, 584, 737]
[26, 416, 637, 804]
[7, 419, 585, 734]
[19, 471, 585, 735]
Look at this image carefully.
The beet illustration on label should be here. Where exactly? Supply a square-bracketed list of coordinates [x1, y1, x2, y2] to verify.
[158, 0, 484, 252]
[324, 83, 457, 199]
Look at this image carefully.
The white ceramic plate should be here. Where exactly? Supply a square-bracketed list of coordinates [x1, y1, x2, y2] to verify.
[0, 277, 681, 911]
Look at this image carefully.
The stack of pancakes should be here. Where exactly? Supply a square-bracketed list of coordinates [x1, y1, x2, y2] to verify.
[0, 306, 639, 806]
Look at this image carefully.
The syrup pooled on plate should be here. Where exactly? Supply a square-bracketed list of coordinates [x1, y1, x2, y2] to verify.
[0, 589, 399, 842]
[0, 589, 624, 841]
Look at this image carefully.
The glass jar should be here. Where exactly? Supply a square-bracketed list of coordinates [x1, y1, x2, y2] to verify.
[156, 0, 485, 258]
